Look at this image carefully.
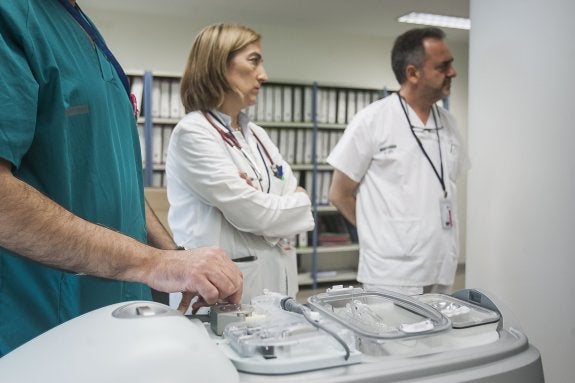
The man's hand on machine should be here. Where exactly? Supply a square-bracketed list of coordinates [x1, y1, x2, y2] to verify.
[144, 246, 243, 314]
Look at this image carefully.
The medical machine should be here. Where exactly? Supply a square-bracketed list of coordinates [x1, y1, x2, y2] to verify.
[0, 287, 544, 383]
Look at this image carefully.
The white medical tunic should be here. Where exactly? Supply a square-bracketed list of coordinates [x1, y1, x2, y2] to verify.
[166, 110, 314, 302]
[327, 95, 469, 287]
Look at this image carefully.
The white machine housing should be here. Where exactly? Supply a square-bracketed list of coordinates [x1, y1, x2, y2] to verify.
[0, 301, 240, 383]
[0, 289, 544, 383]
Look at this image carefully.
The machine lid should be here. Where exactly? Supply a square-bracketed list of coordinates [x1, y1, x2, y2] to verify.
[307, 286, 451, 340]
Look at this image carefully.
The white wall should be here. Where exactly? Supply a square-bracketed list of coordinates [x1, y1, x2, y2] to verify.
[84, 9, 468, 136]
[468, 0, 575, 381]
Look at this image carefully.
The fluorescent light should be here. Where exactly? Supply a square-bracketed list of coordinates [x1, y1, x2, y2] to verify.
[398, 12, 470, 30]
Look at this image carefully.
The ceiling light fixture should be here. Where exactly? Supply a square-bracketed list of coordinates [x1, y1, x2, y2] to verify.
[397, 12, 470, 30]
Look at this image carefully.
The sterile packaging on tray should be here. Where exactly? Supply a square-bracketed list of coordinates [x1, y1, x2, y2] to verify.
[307, 285, 453, 356]
[416, 293, 500, 328]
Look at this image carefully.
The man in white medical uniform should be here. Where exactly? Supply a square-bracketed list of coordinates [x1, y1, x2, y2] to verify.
[327, 27, 469, 295]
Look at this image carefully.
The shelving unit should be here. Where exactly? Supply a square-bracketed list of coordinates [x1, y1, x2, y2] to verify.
[130, 71, 386, 288]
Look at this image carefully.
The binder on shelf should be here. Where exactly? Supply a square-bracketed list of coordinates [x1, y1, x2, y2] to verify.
[327, 89, 338, 124]
[169, 79, 183, 119]
[329, 130, 343, 154]
[297, 230, 309, 248]
[295, 128, 306, 164]
[152, 171, 163, 188]
[355, 90, 367, 116]
[273, 85, 283, 122]
[292, 86, 303, 123]
[278, 128, 290, 164]
[162, 126, 172, 164]
[151, 80, 161, 118]
[284, 128, 296, 165]
[319, 171, 332, 205]
[304, 129, 314, 164]
[315, 129, 324, 164]
[336, 89, 347, 125]
[304, 170, 313, 193]
[303, 86, 313, 122]
[282, 86, 293, 122]
[346, 90, 356, 123]
[318, 130, 331, 163]
[264, 85, 274, 121]
[160, 79, 171, 118]
[268, 127, 279, 148]
[371, 89, 382, 103]
[360, 90, 368, 112]
[152, 125, 163, 164]
[316, 88, 328, 123]
[256, 86, 266, 121]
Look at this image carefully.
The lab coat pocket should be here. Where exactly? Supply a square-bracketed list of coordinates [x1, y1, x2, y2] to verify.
[235, 258, 264, 304]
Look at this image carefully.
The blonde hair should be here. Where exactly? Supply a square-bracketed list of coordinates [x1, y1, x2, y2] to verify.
[180, 23, 261, 113]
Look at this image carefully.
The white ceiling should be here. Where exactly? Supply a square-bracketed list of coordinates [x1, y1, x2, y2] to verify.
[80, 0, 469, 43]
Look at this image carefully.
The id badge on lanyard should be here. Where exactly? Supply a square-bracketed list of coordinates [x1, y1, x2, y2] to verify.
[440, 197, 454, 229]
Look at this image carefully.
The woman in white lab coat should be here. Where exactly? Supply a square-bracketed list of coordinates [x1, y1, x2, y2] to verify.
[166, 23, 315, 304]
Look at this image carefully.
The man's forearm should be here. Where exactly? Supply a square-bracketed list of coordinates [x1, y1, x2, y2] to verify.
[328, 170, 359, 226]
[0, 160, 244, 307]
[0, 168, 154, 283]
[332, 196, 357, 226]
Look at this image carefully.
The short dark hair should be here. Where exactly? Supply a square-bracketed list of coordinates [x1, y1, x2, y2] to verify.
[391, 27, 446, 84]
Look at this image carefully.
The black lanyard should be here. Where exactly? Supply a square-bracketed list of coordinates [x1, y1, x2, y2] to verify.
[397, 93, 447, 197]
[58, 0, 137, 117]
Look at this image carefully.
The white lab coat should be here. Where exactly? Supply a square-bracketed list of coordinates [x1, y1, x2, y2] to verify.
[166, 110, 314, 302]
[327, 95, 469, 288]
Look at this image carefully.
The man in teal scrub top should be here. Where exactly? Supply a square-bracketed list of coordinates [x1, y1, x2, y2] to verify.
[0, 0, 243, 356]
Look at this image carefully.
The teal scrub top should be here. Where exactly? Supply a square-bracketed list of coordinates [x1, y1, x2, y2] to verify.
[0, 0, 151, 355]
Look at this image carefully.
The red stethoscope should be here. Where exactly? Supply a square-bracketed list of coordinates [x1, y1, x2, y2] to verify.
[202, 111, 283, 192]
